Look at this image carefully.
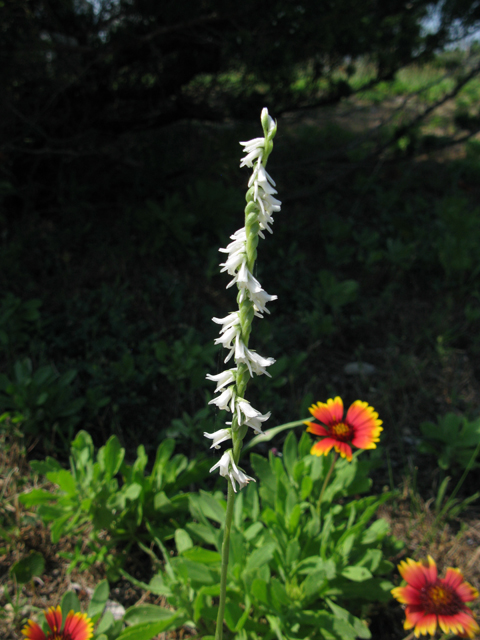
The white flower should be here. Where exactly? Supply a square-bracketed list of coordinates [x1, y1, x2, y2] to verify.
[205, 368, 237, 392]
[212, 311, 240, 332]
[240, 146, 264, 168]
[244, 412, 271, 433]
[219, 228, 247, 257]
[250, 287, 278, 316]
[213, 313, 241, 362]
[220, 251, 246, 276]
[204, 428, 232, 449]
[210, 450, 255, 492]
[209, 385, 236, 412]
[236, 346, 275, 377]
[206, 108, 279, 468]
[229, 457, 256, 492]
[210, 450, 231, 476]
[236, 398, 271, 431]
[240, 137, 265, 153]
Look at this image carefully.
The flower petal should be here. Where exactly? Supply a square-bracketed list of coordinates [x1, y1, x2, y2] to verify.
[334, 440, 353, 461]
[391, 585, 423, 605]
[310, 437, 337, 457]
[45, 606, 63, 634]
[309, 397, 344, 426]
[304, 421, 329, 437]
[346, 400, 382, 431]
[397, 557, 436, 590]
[63, 611, 94, 640]
[413, 613, 438, 636]
[21, 620, 46, 640]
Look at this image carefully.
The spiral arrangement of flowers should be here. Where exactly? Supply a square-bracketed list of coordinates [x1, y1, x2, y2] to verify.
[204, 108, 281, 491]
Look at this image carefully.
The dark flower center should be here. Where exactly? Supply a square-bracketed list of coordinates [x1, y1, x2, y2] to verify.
[330, 422, 353, 441]
[421, 582, 463, 615]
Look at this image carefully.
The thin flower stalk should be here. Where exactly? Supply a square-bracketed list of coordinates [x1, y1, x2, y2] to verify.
[204, 108, 280, 640]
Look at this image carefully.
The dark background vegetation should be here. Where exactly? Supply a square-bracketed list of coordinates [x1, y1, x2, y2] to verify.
[3, 2, 480, 639]
[3, 0, 480, 494]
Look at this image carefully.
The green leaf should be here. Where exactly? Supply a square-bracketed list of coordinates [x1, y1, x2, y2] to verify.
[60, 591, 81, 617]
[250, 454, 276, 494]
[251, 578, 270, 605]
[19, 489, 56, 507]
[123, 605, 178, 625]
[327, 599, 371, 639]
[182, 547, 221, 565]
[30, 457, 63, 475]
[283, 431, 298, 481]
[51, 513, 73, 543]
[341, 566, 373, 582]
[302, 570, 329, 599]
[244, 521, 263, 541]
[123, 483, 142, 501]
[334, 577, 394, 602]
[46, 469, 77, 497]
[36, 392, 48, 406]
[186, 522, 217, 546]
[171, 558, 217, 586]
[287, 504, 302, 533]
[102, 436, 124, 479]
[189, 491, 226, 524]
[245, 542, 275, 573]
[153, 491, 171, 511]
[300, 475, 313, 500]
[10, 551, 45, 584]
[286, 539, 300, 566]
[96, 611, 115, 635]
[87, 579, 109, 620]
[243, 420, 305, 453]
[361, 518, 389, 544]
[175, 529, 193, 553]
[270, 578, 290, 609]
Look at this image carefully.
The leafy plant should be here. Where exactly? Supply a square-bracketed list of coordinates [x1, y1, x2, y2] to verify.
[434, 196, 480, 284]
[419, 412, 480, 471]
[20, 431, 211, 579]
[301, 270, 359, 339]
[0, 294, 41, 355]
[0, 358, 84, 450]
[127, 432, 400, 640]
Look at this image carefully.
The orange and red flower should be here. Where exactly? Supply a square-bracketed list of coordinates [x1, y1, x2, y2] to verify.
[22, 606, 93, 640]
[304, 396, 382, 461]
[392, 556, 480, 638]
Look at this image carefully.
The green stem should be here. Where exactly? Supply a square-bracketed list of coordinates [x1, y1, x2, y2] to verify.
[317, 452, 338, 513]
[215, 479, 236, 640]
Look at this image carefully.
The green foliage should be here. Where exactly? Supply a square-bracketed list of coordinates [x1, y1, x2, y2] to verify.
[301, 270, 359, 339]
[20, 431, 210, 579]
[435, 196, 480, 283]
[10, 551, 45, 585]
[0, 294, 41, 355]
[134, 432, 399, 640]
[0, 358, 84, 450]
[419, 413, 480, 471]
